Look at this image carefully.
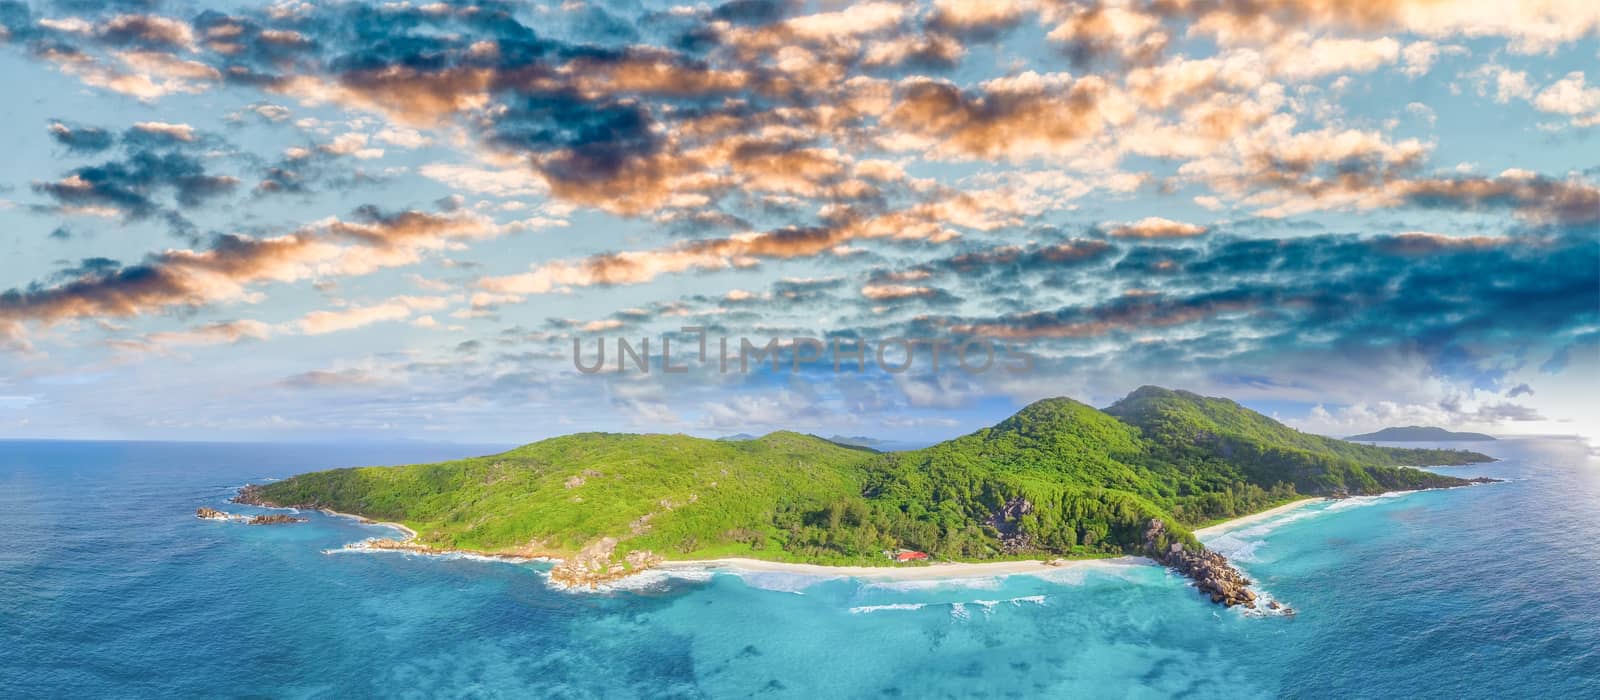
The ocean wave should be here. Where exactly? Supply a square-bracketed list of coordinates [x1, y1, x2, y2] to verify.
[1206, 493, 1421, 546]
[595, 569, 716, 593]
[860, 576, 1005, 592]
[973, 595, 1048, 608]
[848, 602, 926, 614]
[728, 571, 834, 593]
[1207, 535, 1264, 563]
[324, 540, 551, 566]
[1323, 491, 1413, 512]
[1033, 558, 1157, 586]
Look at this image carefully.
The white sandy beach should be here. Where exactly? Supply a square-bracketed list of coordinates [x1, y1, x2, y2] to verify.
[1193, 498, 1320, 539]
[655, 500, 1323, 581]
[319, 508, 419, 540]
[317, 499, 1322, 584]
[655, 556, 1148, 581]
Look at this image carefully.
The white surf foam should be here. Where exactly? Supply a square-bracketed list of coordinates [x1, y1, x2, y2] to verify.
[949, 602, 970, 620]
[728, 571, 833, 593]
[860, 576, 1005, 592]
[848, 603, 926, 614]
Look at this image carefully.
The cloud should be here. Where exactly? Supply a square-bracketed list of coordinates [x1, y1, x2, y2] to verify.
[47, 121, 114, 153]
[0, 0, 1594, 447]
[1106, 217, 1208, 239]
[928, 0, 1032, 38]
[278, 368, 382, 389]
[699, 390, 827, 430]
[37, 44, 220, 100]
[294, 296, 449, 335]
[1177, 0, 1600, 54]
[418, 163, 548, 197]
[954, 288, 1264, 339]
[1044, 3, 1166, 66]
[860, 284, 942, 301]
[1264, 34, 1399, 81]
[887, 72, 1109, 161]
[1532, 71, 1600, 127]
[31, 144, 239, 235]
[0, 209, 506, 329]
[478, 200, 990, 295]
[1399, 41, 1463, 78]
[1396, 173, 1600, 226]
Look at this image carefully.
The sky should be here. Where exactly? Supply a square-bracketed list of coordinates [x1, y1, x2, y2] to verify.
[0, 0, 1596, 445]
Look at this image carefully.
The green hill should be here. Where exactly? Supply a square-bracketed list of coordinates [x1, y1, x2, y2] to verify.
[241, 431, 875, 558]
[239, 387, 1494, 578]
[1103, 387, 1489, 511]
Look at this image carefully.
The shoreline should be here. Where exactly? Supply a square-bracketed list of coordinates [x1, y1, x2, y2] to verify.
[654, 556, 1148, 582]
[316, 508, 419, 540]
[1193, 498, 1321, 539]
[282, 485, 1484, 590]
[315, 499, 1329, 586]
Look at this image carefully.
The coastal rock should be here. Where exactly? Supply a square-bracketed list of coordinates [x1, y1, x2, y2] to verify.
[625, 549, 662, 570]
[986, 497, 1035, 554]
[197, 506, 305, 524]
[361, 538, 434, 553]
[1144, 518, 1258, 609]
[549, 538, 664, 588]
[247, 514, 307, 525]
[232, 484, 273, 506]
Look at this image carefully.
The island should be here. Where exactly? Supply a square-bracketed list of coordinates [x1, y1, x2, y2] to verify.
[1347, 426, 1497, 442]
[233, 387, 1497, 608]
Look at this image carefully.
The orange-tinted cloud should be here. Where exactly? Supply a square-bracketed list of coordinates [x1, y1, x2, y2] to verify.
[0, 210, 504, 327]
[1107, 217, 1209, 239]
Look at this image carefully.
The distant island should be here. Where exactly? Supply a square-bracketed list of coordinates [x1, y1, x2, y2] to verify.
[234, 387, 1496, 609]
[823, 435, 888, 450]
[1347, 426, 1497, 442]
[728, 433, 906, 452]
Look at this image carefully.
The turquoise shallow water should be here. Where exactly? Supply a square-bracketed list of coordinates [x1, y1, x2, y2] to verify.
[2, 438, 1598, 698]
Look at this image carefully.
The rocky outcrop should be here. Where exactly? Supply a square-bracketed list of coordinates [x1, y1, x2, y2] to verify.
[1144, 519, 1257, 608]
[231, 484, 273, 506]
[197, 506, 304, 524]
[547, 537, 662, 588]
[247, 514, 307, 525]
[358, 538, 435, 553]
[986, 497, 1035, 554]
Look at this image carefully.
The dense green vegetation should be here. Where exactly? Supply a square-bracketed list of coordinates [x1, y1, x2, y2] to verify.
[250, 431, 876, 558]
[249, 387, 1493, 568]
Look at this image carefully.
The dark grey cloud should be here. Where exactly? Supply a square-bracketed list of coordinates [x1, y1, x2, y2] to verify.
[32, 149, 237, 237]
[31, 120, 242, 239]
[47, 121, 114, 153]
[930, 232, 1597, 392]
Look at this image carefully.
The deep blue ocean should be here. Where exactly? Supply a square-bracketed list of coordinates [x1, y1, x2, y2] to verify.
[2, 438, 1597, 698]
